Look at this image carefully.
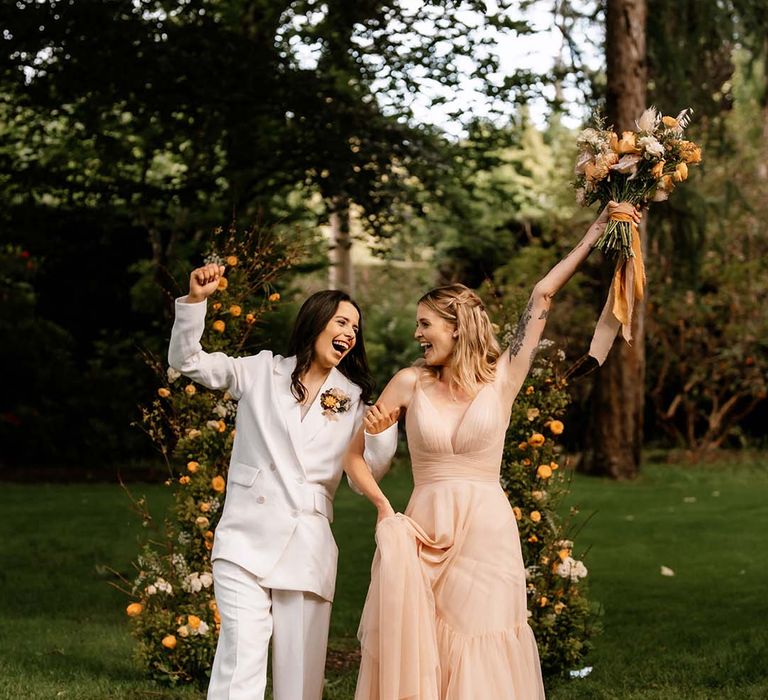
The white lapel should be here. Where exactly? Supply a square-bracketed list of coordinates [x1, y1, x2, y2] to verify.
[272, 355, 305, 472]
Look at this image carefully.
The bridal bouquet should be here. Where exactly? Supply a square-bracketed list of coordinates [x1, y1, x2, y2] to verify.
[574, 107, 702, 260]
[572, 107, 702, 365]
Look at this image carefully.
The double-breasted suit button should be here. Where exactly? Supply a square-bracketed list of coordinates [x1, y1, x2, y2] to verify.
[256, 496, 266, 504]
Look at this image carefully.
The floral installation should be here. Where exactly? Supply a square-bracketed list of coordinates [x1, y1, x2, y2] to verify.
[497, 327, 598, 678]
[319, 387, 351, 420]
[573, 108, 703, 362]
[119, 223, 301, 686]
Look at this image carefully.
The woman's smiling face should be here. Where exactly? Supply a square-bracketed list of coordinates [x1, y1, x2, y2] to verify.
[414, 303, 456, 366]
[313, 301, 360, 370]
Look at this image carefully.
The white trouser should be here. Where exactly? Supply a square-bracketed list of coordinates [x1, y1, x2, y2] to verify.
[208, 559, 332, 700]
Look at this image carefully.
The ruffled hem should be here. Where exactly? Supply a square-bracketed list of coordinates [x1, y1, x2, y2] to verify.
[355, 515, 545, 700]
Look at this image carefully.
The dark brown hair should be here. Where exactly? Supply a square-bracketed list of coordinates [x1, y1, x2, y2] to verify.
[286, 290, 375, 404]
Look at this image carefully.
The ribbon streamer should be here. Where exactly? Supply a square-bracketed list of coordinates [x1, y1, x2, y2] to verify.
[588, 204, 646, 365]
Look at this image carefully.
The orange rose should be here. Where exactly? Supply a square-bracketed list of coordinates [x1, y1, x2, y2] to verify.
[517, 441, 528, 451]
[550, 460, 559, 471]
[522, 458, 532, 466]
[651, 160, 665, 179]
[212, 320, 226, 333]
[536, 464, 553, 479]
[205, 540, 213, 550]
[549, 420, 564, 436]
[157, 388, 171, 398]
[269, 293, 281, 302]
[673, 162, 688, 182]
[226, 255, 238, 267]
[528, 433, 545, 448]
[179, 475, 191, 485]
[211, 476, 225, 493]
[229, 305, 242, 317]
[525, 385, 535, 395]
[680, 141, 702, 164]
[204, 530, 214, 540]
[187, 461, 199, 473]
[126, 603, 144, 617]
[199, 501, 211, 513]
[528, 535, 538, 543]
[184, 384, 197, 396]
[608, 131, 620, 153]
[212, 302, 222, 311]
[558, 548, 570, 561]
[661, 115, 679, 129]
[161, 635, 177, 649]
[245, 313, 256, 325]
[195, 516, 210, 529]
[513, 506, 522, 520]
[187, 615, 201, 630]
[217, 277, 228, 291]
[554, 602, 566, 614]
[530, 510, 542, 523]
[217, 420, 226, 433]
[617, 131, 640, 154]
[539, 596, 548, 607]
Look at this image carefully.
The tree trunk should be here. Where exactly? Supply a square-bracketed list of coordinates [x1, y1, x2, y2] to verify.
[327, 195, 354, 293]
[581, 0, 647, 479]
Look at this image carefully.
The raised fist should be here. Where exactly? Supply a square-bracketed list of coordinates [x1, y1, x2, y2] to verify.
[189, 264, 225, 302]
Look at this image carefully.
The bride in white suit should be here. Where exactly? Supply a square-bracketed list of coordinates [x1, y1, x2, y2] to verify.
[169, 263, 399, 700]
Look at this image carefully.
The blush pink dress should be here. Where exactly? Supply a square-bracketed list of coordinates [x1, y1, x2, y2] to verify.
[354, 370, 546, 700]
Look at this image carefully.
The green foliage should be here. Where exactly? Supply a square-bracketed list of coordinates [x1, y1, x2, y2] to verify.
[498, 336, 598, 676]
[126, 224, 300, 686]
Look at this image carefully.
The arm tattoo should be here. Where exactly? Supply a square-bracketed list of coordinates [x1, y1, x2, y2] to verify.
[538, 309, 548, 320]
[508, 297, 533, 358]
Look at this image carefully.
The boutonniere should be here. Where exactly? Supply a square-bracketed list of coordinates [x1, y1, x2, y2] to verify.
[319, 388, 351, 420]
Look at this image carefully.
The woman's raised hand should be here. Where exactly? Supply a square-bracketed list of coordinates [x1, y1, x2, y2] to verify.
[364, 403, 400, 435]
[596, 200, 643, 228]
[189, 264, 225, 302]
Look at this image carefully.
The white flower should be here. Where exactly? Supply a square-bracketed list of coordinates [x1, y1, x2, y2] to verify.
[199, 572, 214, 589]
[146, 584, 157, 596]
[636, 106, 659, 133]
[556, 556, 588, 581]
[576, 128, 606, 150]
[557, 349, 566, 361]
[183, 573, 203, 593]
[212, 404, 228, 418]
[638, 135, 664, 158]
[527, 408, 540, 421]
[196, 620, 210, 635]
[177, 624, 190, 638]
[167, 367, 182, 383]
[610, 154, 643, 175]
[660, 565, 675, 577]
[206, 420, 221, 430]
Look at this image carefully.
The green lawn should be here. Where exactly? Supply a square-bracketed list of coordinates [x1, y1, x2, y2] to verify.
[1, 458, 766, 699]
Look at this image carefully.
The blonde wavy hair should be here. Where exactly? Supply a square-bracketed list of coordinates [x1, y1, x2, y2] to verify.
[417, 284, 500, 397]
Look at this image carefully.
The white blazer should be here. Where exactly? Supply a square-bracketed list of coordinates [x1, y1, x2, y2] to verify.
[168, 297, 397, 602]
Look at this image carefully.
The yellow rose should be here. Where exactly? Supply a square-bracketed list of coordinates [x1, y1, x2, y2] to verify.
[187, 615, 201, 631]
[126, 603, 144, 617]
[226, 255, 238, 267]
[245, 313, 256, 325]
[680, 140, 702, 164]
[217, 277, 228, 291]
[161, 635, 177, 649]
[513, 506, 522, 520]
[229, 305, 242, 317]
[539, 596, 548, 607]
[269, 292, 281, 303]
[651, 160, 665, 179]
[549, 420, 564, 436]
[199, 501, 211, 513]
[195, 516, 210, 529]
[187, 461, 199, 473]
[673, 162, 688, 182]
[213, 320, 226, 333]
[185, 384, 197, 396]
[528, 433, 545, 448]
[618, 131, 640, 154]
[662, 115, 679, 128]
[537, 464, 553, 479]
[211, 475, 225, 493]
[530, 510, 542, 523]
[157, 388, 171, 398]
[179, 475, 191, 485]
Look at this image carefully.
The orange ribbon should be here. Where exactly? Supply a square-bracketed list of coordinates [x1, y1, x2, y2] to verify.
[589, 205, 646, 365]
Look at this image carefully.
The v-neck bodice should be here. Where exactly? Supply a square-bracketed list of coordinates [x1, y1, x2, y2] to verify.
[404, 373, 510, 486]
